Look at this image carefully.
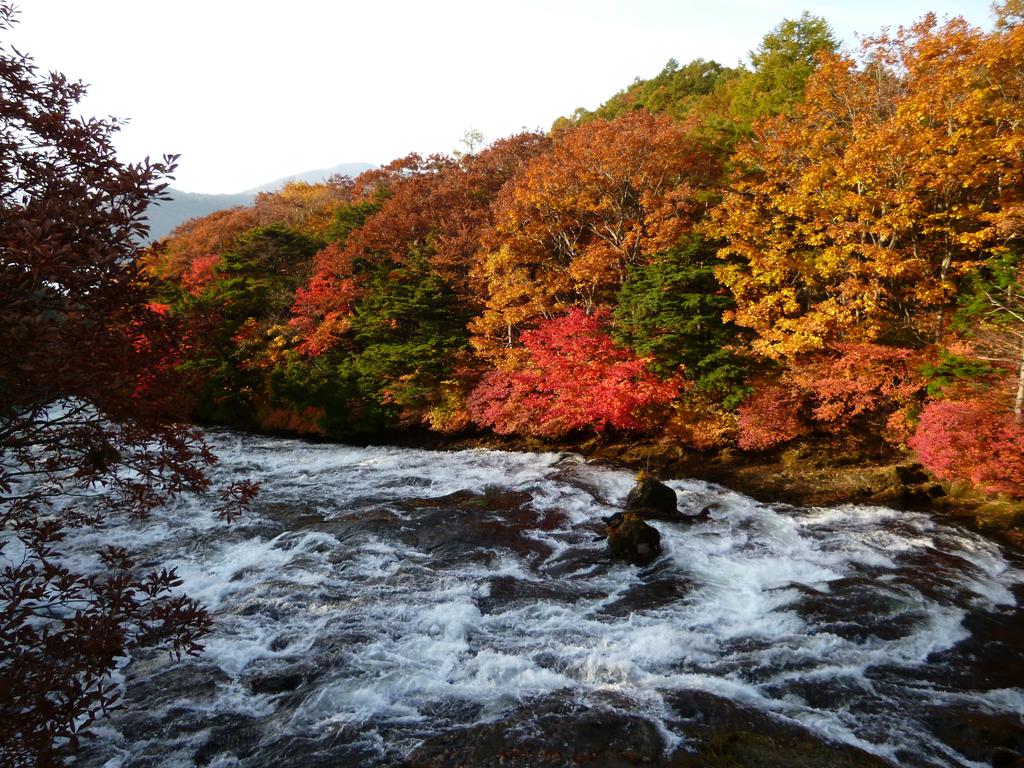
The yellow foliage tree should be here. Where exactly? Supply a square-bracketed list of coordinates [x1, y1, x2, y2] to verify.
[708, 15, 1024, 359]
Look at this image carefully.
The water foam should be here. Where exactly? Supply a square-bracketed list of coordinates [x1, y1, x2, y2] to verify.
[60, 431, 1024, 767]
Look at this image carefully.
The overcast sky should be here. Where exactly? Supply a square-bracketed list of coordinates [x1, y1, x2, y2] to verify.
[10, 1, 996, 193]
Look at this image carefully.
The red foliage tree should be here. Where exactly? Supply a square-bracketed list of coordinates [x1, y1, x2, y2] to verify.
[468, 309, 680, 437]
[181, 252, 222, 295]
[290, 241, 360, 355]
[909, 397, 1024, 496]
[736, 382, 809, 450]
[0, 8, 254, 763]
[737, 344, 922, 450]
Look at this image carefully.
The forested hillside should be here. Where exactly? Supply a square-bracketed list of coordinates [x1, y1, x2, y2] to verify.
[145, 8, 1024, 499]
[143, 162, 376, 241]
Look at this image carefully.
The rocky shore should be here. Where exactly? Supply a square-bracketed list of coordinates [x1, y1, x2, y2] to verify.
[364, 428, 1024, 552]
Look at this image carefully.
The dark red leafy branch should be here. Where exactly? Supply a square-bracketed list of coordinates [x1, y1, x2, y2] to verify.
[0, 4, 253, 764]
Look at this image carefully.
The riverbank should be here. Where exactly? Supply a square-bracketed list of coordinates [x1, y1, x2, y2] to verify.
[356, 427, 1024, 552]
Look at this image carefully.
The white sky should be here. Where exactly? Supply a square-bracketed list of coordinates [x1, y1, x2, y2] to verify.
[10, 1, 996, 193]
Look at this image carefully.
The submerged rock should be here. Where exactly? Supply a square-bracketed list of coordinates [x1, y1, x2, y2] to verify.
[241, 660, 316, 695]
[917, 707, 1024, 767]
[606, 512, 662, 566]
[666, 690, 891, 768]
[402, 697, 665, 767]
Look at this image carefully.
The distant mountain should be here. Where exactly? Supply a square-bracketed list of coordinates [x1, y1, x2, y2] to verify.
[144, 190, 255, 243]
[143, 161, 375, 242]
[242, 162, 375, 194]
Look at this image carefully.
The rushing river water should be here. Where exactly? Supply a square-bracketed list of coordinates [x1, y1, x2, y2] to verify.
[66, 431, 1024, 768]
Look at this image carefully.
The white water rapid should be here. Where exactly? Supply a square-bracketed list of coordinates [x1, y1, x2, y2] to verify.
[59, 431, 1023, 767]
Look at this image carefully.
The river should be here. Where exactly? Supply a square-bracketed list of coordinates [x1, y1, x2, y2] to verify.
[68, 430, 1024, 767]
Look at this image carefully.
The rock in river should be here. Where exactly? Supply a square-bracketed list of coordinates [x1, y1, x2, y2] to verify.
[625, 473, 682, 521]
[606, 512, 662, 566]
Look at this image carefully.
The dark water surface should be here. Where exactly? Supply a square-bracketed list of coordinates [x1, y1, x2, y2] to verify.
[64, 431, 1024, 767]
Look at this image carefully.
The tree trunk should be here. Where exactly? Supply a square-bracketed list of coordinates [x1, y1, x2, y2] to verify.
[1015, 337, 1024, 424]
[936, 248, 954, 342]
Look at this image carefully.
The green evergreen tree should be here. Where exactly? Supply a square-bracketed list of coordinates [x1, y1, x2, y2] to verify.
[613, 236, 747, 407]
[555, 57, 738, 129]
[347, 256, 470, 420]
[183, 225, 322, 424]
[726, 11, 839, 123]
[324, 198, 383, 248]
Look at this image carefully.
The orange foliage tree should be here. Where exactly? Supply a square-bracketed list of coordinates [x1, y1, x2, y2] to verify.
[470, 111, 720, 361]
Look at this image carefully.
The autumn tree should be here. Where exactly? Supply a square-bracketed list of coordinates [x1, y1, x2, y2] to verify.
[143, 178, 352, 288]
[143, 186, 379, 437]
[735, 381, 809, 451]
[144, 205, 260, 284]
[292, 136, 549, 347]
[277, 137, 551, 432]
[471, 111, 719, 360]
[469, 309, 679, 437]
[0, 6, 254, 763]
[735, 344, 923, 451]
[709, 14, 1023, 360]
[909, 398, 1024, 496]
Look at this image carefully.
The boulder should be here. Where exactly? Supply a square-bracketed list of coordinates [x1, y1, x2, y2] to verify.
[625, 474, 680, 520]
[605, 512, 662, 566]
[974, 500, 1024, 531]
[870, 463, 946, 507]
[888, 463, 930, 486]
